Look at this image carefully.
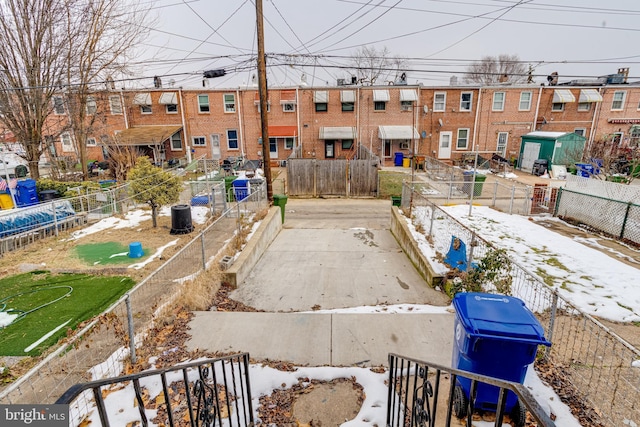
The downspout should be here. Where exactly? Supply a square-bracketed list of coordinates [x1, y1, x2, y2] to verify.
[120, 90, 129, 129]
[237, 89, 245, 157]
[472, 88, 482, 152]
[532, 86, 543, 132]
[588, 88, 603, 153]
[356, 86, 360, 154]
[296, 87, 301, 156]
[179, 88, 189, 160]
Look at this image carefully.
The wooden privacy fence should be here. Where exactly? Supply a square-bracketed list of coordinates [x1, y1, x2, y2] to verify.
[287, 158, 378, 197]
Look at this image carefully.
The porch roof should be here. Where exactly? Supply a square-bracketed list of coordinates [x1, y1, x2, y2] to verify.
[114, 125, 182, 146]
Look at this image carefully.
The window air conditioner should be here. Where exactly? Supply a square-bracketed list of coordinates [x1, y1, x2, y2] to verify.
[401, 104, 412, 111]
[399, 142, 409, 150]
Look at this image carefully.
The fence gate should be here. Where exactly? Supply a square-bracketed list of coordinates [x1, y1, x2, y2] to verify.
[349, 159, 378, 197]
[287, 158, 378, 197]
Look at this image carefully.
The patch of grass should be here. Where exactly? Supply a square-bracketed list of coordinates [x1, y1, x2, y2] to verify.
[378, 171, 407, 198]
[535, 267, 556, 287]
[617, 302, 633, 311]
[0, 272, 135, 356]
[544, 257, 571, 272]
[531, 246, 552, 255]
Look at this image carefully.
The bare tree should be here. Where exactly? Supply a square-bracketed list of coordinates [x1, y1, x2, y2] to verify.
[464, 54, 528, 85]
[0, 0, 150, 180]
[351, 46, 407, 86]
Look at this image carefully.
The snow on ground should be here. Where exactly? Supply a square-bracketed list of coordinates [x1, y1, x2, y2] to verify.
[437, 204, 640, 322]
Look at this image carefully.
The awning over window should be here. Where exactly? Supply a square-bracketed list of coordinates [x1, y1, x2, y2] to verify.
[373, 90, 390, 102]
[340, 90, 356, 103]
[114, 125, 182, 146]
[553, 89, 575, 103]
[378, 126, 419, 140]
[269, 126, 297, 137]
[579, 89, 603, 103]
[254, 91, 271, 104]
[132, 93, 152, 105]
[280, 89, 297, 104]
[400, 89, 418, 102]
[158, 92, 178, 105]
[314, 91, 328, 103]
[319, 127, 357, 140]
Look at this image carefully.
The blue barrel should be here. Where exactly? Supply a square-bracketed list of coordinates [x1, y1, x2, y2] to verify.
[232, 179, 250, 201]
[16, 179, 38, 207]
[452, 293, 550, 414]
[394, 152, 404, 166]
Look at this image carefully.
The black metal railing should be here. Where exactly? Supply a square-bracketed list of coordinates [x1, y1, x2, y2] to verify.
[387, 354, 556, 427]
[56, 353, 254, 427]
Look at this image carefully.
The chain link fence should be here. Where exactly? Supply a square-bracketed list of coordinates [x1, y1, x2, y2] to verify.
[0, 182, 268, 406]
[404, 184, 640, 427]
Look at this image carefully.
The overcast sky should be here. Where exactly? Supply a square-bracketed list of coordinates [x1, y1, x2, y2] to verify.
[134, 0, 640, 89]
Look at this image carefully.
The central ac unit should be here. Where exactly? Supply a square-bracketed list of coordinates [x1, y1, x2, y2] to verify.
[399, 142, 409, 150]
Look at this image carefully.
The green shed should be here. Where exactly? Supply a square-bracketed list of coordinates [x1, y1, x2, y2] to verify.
[518, 131, 586, 173]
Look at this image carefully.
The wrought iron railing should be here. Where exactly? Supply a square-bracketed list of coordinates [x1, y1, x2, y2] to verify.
[387, 354, 555, 427]
[56, 353, 254, 427]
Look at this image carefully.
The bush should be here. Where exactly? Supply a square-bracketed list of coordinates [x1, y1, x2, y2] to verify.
[448, 248, 513, 296]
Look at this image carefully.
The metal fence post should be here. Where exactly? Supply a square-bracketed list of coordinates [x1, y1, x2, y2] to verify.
[509, 185, 515, 214]
[429, 202, 436, 237]
[126, 295, 136, 364]
[620, 202, 632, 239]
[467, 231, 476, 272]
[200, 233, 206, 270]
[545, 291, 559, 359]
[492, 181, 498, 207]
[51, 202, 59, 237]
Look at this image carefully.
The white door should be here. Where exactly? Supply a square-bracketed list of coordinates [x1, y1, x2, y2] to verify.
[438, 132, 452, 159]
[210, 134, 221, 160]
[269, 138, 278, 159]
[520, 142, 541, 172]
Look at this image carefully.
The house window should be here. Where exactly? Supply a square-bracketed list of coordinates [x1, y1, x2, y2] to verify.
[86, 96, 97, 115]
[400, 101, 413, 111]
[496, 132, 508, 156]
[282, 102, 295, 112]
[374, 101, 386, 111]
[574, 128, 586, 137]
[257, 102, 271, 112]
[109, 95, 122, 115]
[629, 127, 640, 147]
[227, 129, 239, 150]
[170, 133, 182, 150]
[192, 136, 206, 147]
[284, 137, 295, 150]
[315, 102, 327, 112]
[612, 91, 626, 110]
[198, 94, 210, 113]
[612, 132, 623, 146]
[519, 92, 532, 111]
[492, 92, 505, 111]
[166, 104, 178, 113]
[551, 102, 564, 111]
[86, 137, 97, 147]
[460, 92, 472, 111]
[140, 104, 152, 114]
[341, 90, 355, 112]
[314, 91, 328, 113]
[577, 102, 591, 112]
[53, 96, 65, 115]
[224, 94, 235, 112]
[456, 129, 469, 149]
[61, 132, 74, 152]
[342, 102, 354, 112]
[433, 92, 446, 111]
[342, 139, 354, 149]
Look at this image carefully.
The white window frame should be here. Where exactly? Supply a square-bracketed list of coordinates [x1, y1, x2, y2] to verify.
[170, 133, 182, 151]
[577, 102, 591, 112]
[456, 128, 469, 149]
[612, 132, 623, 145]
[282, 102, 296, 112]
[61, 132, 74, 153]
[109, 95, 123, 115]
[551, 103, 564, 112]
[284, 137, 295, 150]
[519, 91, 532, 111]
[140, 104, 152, 114]
[496, 132, 508, 156]
[400, 100, 413, 111]
[223, 93, 236, 113]
[574, 128, 586, 137]
[198, 94, 210, 113]
[433, 92, 446, 112]
[86, 96, 97, 115]
[166, 104, 178, 114]
[227, 129, 239, 150]
[86, 137, 97, 147]
[612, 91, 626, 110]
[460, 92, 472, 111]
[192, 136, 206, 147]
[492, 92, 505, 111]
[257, 102, 271, 113]
[373, 100, 386, 111]
[53, 96, 65, 115]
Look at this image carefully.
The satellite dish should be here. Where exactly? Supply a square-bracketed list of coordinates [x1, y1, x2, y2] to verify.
[423, 105, 429, 114]
[438, 118, 443, 127]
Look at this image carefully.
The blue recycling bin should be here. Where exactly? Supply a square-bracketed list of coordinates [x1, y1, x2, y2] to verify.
[575, 163, 594, 177]
[451, 293, 551, 422]
[232, 178, 250, 201]
[16, 179, 38, 207]
[394, 152, 404, 166]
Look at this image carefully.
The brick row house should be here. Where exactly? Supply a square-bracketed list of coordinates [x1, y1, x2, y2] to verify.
[42, 80, 640, 170]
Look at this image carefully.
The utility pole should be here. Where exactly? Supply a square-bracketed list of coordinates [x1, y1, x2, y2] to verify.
[256, 0, 273, 202]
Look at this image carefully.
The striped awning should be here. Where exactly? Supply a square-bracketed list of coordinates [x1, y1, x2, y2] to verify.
[378, 126, 419, 140]
[579, 89, 603, 103]
[158, 92, 178, 105]
[319, 127, 357, 140]
[340, 90, 356, 103]
[373, 90, 390, 102]
[269, 126, 297, 137]
[132, 93, 152, 105]
[400, 89, 418, 102]
[553, 89, 576, 103]
[314, 91, 328, 103]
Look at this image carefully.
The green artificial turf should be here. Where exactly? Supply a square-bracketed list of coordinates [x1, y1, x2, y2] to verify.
[75, 241, 148, 265]
[0, 271, 135, 356]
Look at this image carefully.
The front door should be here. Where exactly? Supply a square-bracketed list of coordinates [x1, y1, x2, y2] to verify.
[438, 132, 452, 159]
[521, 142, 541, 172]
[269, 138, 278, 159]
[210, 134, 221, 160]
[325, 141, 335, 158]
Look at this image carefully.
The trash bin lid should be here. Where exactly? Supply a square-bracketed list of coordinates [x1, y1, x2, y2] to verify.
[453, 293, 550, 345]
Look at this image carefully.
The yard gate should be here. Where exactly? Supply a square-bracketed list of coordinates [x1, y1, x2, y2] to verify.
[287, 158, 378, 197]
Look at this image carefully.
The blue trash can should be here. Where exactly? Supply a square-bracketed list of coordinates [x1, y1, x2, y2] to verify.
[232, 178, 250, 201]
[575, 163, 594, 177]
[394, 152, 404, 166]
[451, 293, 551, 424]
[16, 179, 38, 207]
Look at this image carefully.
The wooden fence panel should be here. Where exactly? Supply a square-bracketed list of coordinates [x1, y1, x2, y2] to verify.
[317, 160, 347, 196]
[350, 159, 378, 197]
[286, 158, 378, 197]
[287, 159, 316, 196]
